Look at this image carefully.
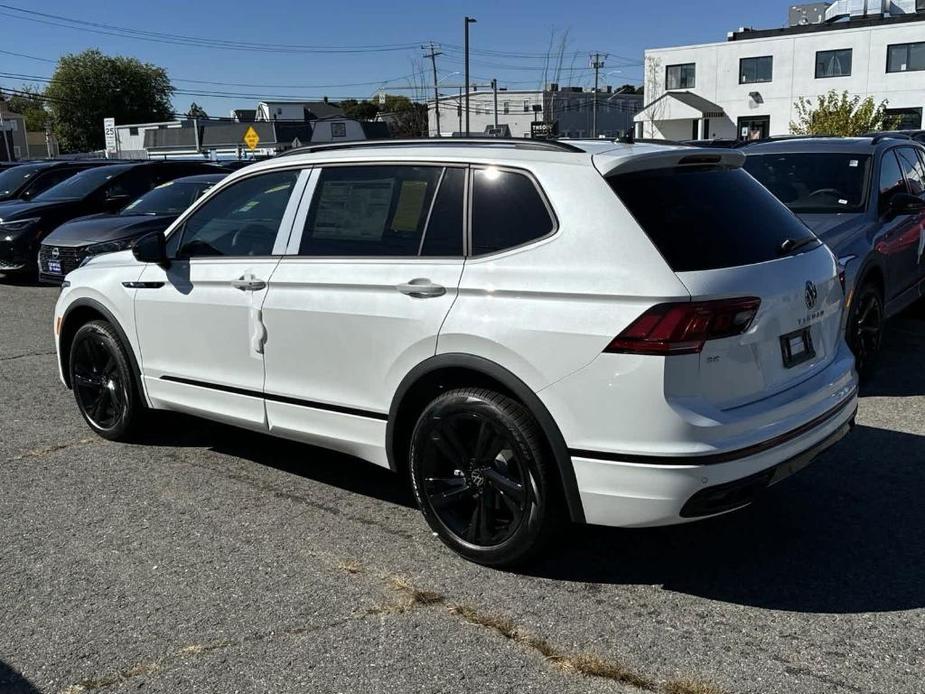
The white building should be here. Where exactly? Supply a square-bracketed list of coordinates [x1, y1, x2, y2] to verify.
[635, 0, 925, 141]
[427, 89, 544, 138]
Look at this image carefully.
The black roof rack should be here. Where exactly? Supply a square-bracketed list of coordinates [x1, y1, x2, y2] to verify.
[868, 132, 912, 144]
[277, 137, 587, 157]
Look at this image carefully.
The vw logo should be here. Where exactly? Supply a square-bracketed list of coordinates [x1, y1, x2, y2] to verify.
[51, 247, 60, 258]
[805, 280, 818, 310]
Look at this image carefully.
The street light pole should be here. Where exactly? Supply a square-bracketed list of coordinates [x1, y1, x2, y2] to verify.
[590, 52, 606, 138]
[464, 16, 476, 136]
[491, 78, 498, 129]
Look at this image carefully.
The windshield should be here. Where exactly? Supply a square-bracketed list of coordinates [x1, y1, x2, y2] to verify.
[0, 164, 47, 199]
[744, 153, 871, 213]
[120, 180, 217, 216]
[33, 165, 131, 202]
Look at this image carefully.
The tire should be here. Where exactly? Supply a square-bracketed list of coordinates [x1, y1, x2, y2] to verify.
[846, 281, 884, 380]
[409, 388, 561, 567]
[69, 320, 144, 441]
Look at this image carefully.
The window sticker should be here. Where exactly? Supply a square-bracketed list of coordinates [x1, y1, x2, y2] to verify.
[313, 179, 394, 241]
[849, 160, 859, 168]
[391, 180, 428, 232]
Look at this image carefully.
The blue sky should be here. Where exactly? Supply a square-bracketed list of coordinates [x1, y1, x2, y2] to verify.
[0, 1, 787, 117]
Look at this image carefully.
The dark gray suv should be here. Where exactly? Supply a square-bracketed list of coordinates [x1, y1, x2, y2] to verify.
[744, 136, 925, 376]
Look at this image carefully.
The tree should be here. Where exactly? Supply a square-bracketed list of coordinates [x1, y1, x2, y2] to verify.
[381, 94, 427, 137]
[44, 49, 174, 152]
[790, 90, 901, 136]
[5, 84, 50, 131]
[186, 102, 208, 119]
[338, 98, 380, 121]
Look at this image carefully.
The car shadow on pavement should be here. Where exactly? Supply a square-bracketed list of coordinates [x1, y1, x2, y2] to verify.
[132, 412, 417, 510]
[860, 308, 925, 397]
[0, 661, 40, 694]
[527, 423, 925, 614]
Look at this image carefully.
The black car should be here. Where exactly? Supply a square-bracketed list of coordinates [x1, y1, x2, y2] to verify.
[0, 160, 112, 204]
[743, 135, 925, 375]
[38, 173, 226, 284]
[0, 160, 224, 278]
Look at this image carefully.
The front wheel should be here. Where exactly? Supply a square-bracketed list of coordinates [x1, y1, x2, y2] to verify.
[69, 320, 144, 441]
[846, 282, 884, 380]
[409, 388, 560, 567]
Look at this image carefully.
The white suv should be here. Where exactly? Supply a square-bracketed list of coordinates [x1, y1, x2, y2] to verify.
[54, 139, 858, 566]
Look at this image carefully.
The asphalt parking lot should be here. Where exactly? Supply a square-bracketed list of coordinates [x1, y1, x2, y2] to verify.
[1, 280, 923, 694]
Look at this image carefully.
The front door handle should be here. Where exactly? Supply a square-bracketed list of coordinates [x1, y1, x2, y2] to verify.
[231, 274, 266, 292]
[396, 278, 446, 298]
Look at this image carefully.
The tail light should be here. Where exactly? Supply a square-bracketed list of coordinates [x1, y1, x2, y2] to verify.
[604, 298, 761, 356]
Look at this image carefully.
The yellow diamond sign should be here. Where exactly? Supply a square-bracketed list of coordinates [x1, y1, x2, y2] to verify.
[243, 126, 260, 150]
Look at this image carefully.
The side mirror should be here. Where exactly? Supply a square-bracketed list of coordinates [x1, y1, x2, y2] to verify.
[889, 192, 925, 216]
[132, 231, 170, 269]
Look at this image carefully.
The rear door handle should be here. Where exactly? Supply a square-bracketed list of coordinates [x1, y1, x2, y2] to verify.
[231, 275, 266, 291]
[396, 278, 446, 298]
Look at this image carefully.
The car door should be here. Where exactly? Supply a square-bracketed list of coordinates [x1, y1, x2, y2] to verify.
[874, 148, 920, 305]
[260, 163, 466, 467]
[134, 167, 308, 430]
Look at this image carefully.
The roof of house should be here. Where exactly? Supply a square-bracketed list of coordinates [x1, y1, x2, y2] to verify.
[634, 91, 726, 122]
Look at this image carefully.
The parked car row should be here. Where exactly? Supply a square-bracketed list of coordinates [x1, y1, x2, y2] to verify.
[0, 160, 228, 277]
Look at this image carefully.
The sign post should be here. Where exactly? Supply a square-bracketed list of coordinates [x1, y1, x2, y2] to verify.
[103, 117, 118, 158]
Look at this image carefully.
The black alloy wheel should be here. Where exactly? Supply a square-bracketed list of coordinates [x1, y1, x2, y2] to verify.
[410, 388, 559, 566]
[69, 320, 142, 441]
[848, 282, 884, 380]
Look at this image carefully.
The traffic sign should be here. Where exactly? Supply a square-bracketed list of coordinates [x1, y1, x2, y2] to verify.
[243, 126, 260, 150]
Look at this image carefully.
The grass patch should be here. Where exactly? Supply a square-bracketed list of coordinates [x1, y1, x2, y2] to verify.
[663, 678, 726, 694]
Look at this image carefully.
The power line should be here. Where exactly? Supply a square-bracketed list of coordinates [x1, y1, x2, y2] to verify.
[0, 4, 423, 54]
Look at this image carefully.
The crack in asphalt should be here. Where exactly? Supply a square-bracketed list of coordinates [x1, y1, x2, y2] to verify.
[0, 350, 56, 362]
[9, 437, 97, 462]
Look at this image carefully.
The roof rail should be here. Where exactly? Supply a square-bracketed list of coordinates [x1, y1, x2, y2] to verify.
[277, 137, 587, 157]
[869, 132, 912, 144]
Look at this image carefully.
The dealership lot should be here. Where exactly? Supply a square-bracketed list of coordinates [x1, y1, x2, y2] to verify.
[1, 281, 923, 694]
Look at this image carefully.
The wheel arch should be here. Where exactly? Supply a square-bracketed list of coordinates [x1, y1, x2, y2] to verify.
[387, 353, 585, 523]
[60, 298, 143, 398]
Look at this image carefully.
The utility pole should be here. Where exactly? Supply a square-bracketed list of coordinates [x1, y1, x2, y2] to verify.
[464, 16, 477, 135]
[491, 78, 498, 129]
[422, 42, 442, 137]
[590, 52, 607, 138]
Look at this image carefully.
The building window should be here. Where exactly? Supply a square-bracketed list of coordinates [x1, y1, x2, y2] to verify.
[523, 100, 530, 113]
[887, 42, 925, 73]
[815, 49, 852, 78]
[129, 126, 139, 136]
[884, 107, 923, 130]
[739, 56, 773, 84]
[666, 63, 696, 90]
[503, 101, 510, 114]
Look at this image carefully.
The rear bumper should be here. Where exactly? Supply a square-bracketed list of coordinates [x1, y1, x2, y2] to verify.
[569, 390, 856, 527]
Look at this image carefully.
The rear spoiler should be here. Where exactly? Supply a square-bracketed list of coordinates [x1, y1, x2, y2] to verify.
[593, 148, 746, 178]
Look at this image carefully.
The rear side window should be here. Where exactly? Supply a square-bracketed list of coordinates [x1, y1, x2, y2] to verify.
[471, 168, 554, 256]
[879, 150, 907, 214]
[896, 147, 925, 195]
[608, 166, 818, 272]
[301, 165, 446, 256]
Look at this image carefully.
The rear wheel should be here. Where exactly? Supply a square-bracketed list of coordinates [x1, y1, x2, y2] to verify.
[69, 320, 143, 441]
[409, 388, 560, 567]
[847, 281, 884, 380]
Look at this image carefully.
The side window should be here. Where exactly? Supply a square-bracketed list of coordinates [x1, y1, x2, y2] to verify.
[300, 165, 443, 256]
[896, 147, 925, 196]
[470, 168, 554, 256]
[421, 168, 465, 256]
[175, 170, 298, 258]
[107, 170, 155, 200]
[879, 151, 907, 215]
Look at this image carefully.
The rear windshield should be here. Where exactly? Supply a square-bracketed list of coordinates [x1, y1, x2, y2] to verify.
[608, 166, 819, 272]
[743, 153, 871, 213]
